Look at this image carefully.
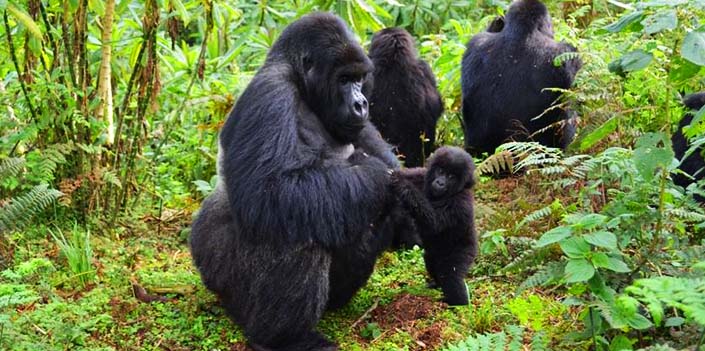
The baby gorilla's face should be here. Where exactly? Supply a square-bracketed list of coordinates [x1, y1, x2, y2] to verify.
[429, 168, 458, 198]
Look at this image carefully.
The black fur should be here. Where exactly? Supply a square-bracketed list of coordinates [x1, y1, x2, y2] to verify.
[672, 92, 705, 199]
[368, 28, 443, 168]
[461, 0, 582, 156]
[190, 13, 400, 351]
[393, 146, 478, 306]
[486, 16, 505, 32]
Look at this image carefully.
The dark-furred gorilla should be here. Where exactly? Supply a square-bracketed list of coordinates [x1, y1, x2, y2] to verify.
[368, 28, 443, 168]
[392, 147, 478, 305]
[461, 0, 582, 156]
[190, 13, 401, 351]
[672, 92, 705, 197]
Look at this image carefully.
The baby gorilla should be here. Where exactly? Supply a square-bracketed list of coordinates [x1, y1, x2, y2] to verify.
[392, 146, 478, 305]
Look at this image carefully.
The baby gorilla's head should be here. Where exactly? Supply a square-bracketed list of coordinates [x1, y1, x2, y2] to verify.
[424, 146, 476, 200]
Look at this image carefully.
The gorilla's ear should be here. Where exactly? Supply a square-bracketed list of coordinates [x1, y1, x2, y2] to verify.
[464, 174, 476, 190]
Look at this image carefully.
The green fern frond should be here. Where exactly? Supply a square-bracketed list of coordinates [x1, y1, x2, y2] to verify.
[554, 51, 581, 66]
[518, 261, 566, 293]
[517, 204, 553, 229]
[442, 325, 540, 351]
[26, 143, 74, 183]
[0, 157, 25, 179]
[102, 169, 122, 188]
[665, 208, 705, 222]
[0, 184, 63, 233]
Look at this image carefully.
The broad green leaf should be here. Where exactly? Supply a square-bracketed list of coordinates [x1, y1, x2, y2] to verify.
[588, 272, 615, 303]
[626, 313, 653, 330]
[591, 252, 610, 268]
[639, 0, 686, 6]
[682, 30, 705, 66]
[560, 237, 591, 258]
[633, 132, 674, 181]
[565, 258, 595, 283]
[668, 57, 702, 82]
[664, 317, 685, 327]
[574, 213, 607, 229]
[641, 10, 677, 34]
[620, 50, 653, 72]
[584, 231, 618, 250]
[605, 256, 631, 272]
[6, 2, 42, 40]
[579, 116, 618, 151]
[0, 0, 6, 10]
[609, 335, 635, 351]
[88, 0, 105, 16]
[604, 11, 644, 33]
[535, 226, 572, 247]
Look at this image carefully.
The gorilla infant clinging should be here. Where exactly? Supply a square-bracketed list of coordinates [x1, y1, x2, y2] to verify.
[393, 146, 478, 305]
[190, 13, 401, 351]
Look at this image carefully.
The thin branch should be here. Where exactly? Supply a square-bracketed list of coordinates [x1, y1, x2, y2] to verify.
[3, 11, 39, 122]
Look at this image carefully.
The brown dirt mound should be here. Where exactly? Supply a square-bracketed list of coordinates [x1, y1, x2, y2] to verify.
[362, 293, 447, 349]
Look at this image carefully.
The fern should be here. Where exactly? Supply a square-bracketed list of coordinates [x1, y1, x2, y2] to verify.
[626, 274, 705, 326]
[554, 51, 581, 66]
[665, 208, 705, 222]
[442, 325, 547, 351]
[476, 150, 514, 175]
[0, 184, 63, 233]
[0, 157, 25, 179]
[517, 204, 553, 229]
[518, 261, 566, 292]
[25, 143, 74, 184]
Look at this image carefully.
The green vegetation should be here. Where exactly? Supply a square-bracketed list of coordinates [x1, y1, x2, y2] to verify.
[1, 0, 704, 350]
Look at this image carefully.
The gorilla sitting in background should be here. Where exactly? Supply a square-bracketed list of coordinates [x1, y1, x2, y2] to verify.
[190, 13, 402, 351]
[368, 27, 444, 169]
[672, 92, 705, 199]
[461, 0, 582, 156]
[392, 147, 478, 305]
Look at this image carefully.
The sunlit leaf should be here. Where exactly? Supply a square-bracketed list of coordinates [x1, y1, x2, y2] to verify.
[560, 237, 591, 258]
[641, 9, 677, 34]
[6, 2, 42, 40]
[682, 30, 705, 66]
[536, 226, 572, 247]
[565, 258, 595, 283]
[604, 10, 644, 33]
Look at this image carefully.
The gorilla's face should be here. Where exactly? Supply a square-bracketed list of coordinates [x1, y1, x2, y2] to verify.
[302, 49, 373, 144]
[425, 147, 476, 200]
[428, 167, 459, 199]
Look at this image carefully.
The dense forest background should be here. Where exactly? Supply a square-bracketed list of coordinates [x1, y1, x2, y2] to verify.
[1, 0, 704, 350]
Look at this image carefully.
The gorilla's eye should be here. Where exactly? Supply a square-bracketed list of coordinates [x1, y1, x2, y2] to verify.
[339, 74, 363, 84]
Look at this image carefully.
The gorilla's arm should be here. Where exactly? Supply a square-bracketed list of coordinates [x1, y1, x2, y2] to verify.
[221, 67, 392, 248]
[390, 173, 437, 232]
[353, 122, 400, 169]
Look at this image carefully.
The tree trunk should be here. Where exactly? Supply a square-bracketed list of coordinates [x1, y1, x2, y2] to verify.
[97, 0, 115, 145]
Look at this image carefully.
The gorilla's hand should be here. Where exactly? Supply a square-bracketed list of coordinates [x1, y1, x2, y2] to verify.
[390, 171, 437, 231]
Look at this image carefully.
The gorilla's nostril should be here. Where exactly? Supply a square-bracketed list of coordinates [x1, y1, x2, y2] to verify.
[354, 102, 363, 113]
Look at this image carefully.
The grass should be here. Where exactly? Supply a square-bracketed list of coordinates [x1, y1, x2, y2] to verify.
[0, 173, 587, 351]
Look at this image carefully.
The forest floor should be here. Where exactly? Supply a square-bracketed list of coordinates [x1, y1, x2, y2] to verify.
[1, 174, 591, 351]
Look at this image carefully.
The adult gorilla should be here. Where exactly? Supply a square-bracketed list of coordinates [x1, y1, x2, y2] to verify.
[368, 28, 443, 169]
[461, 0, 582, 155]
[190, 13, 399, 351]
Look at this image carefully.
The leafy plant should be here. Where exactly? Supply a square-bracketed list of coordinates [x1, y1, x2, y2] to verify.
[49, 225, 95, 288]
